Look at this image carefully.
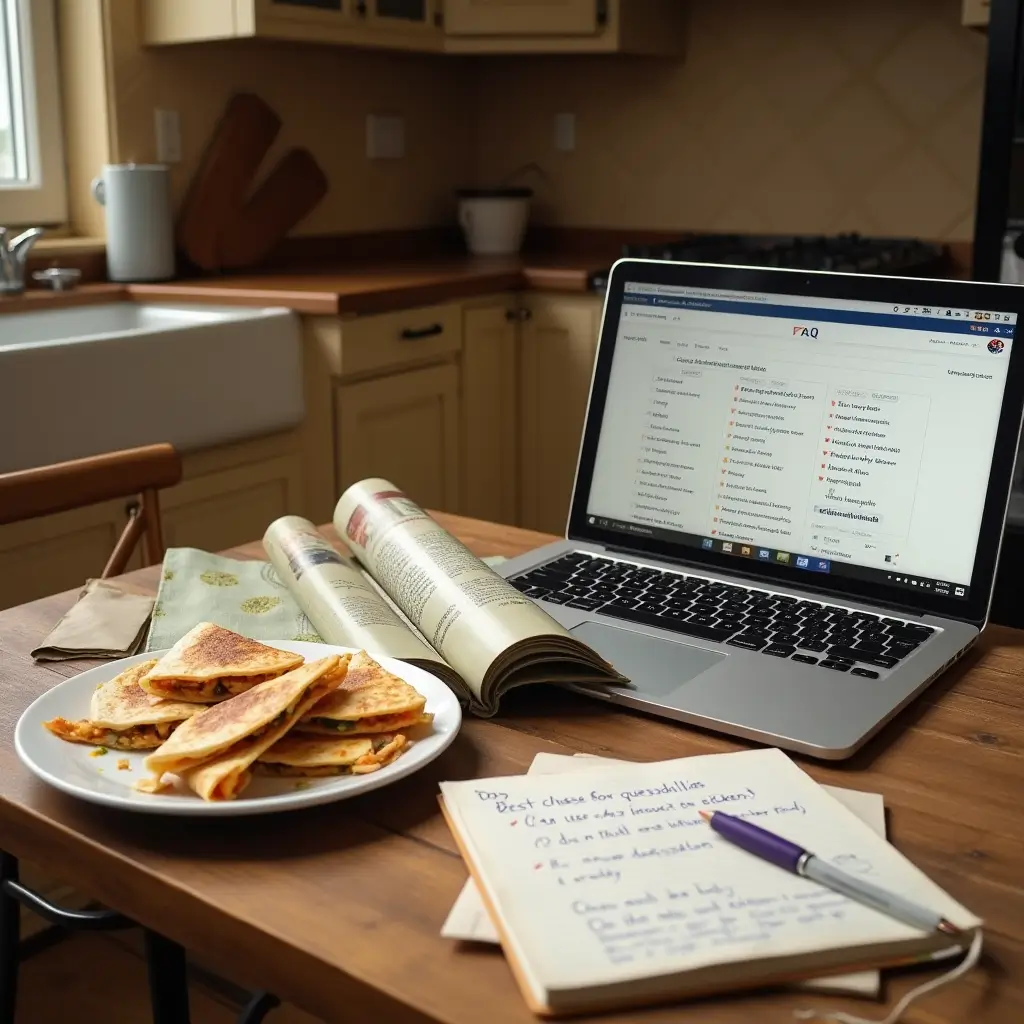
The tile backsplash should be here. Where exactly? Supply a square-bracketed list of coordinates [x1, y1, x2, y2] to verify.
[473, 0, 987, 240]
[104, 3, 473, 236]
[97, 0, 986, 242]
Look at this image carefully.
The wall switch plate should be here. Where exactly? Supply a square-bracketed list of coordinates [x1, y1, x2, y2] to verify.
[154, 109, 182, 163]
[554, 112, 576, 153]
[366, 114, 405, 160]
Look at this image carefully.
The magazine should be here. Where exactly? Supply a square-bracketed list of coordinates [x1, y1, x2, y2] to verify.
[263, 478, 628, 715]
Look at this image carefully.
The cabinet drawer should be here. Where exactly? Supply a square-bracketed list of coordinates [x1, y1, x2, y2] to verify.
[335, 303, 462, 378]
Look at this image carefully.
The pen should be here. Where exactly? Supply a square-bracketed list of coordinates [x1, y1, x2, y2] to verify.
[698, 809, 961, 937]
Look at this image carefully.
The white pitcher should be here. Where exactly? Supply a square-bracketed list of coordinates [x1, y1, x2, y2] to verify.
[92, 164, 175, 282]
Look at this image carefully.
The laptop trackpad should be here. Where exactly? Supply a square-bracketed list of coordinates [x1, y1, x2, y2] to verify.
[570, 621, 726, 697]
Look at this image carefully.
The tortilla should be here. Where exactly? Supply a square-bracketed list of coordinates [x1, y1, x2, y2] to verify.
[255, 732, 409, 777]
[139, 622, 305, 703]
[297, 650, 431, 737]
[43, 660, 200, 751]
[141, 653, 350, 801]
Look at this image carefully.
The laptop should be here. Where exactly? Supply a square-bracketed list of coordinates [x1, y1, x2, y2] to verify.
[498, 258, 1024, 759]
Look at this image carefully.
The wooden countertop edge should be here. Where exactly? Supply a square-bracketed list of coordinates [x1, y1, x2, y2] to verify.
[0, 263, 597, 318]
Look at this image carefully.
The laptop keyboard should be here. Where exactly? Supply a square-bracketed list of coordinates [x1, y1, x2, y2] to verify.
[509, 552, 936, 678]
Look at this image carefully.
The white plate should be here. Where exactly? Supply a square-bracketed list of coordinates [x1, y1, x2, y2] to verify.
[15, 642, 461, 817]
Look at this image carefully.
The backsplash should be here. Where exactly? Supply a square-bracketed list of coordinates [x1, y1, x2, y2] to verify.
[472, 0, 987, 240]
[103, 3, 473, 235]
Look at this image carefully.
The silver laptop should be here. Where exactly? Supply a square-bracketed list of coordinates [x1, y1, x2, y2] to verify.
[498, 258, 1024, 759]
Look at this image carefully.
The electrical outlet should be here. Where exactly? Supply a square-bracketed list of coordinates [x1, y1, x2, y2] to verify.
[554, 112, 576, 153]
[154, 109, 182, 163]
[366, 114, 405, 160]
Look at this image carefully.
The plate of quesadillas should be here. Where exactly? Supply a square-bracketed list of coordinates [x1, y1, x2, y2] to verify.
[16, 642, 461, 816]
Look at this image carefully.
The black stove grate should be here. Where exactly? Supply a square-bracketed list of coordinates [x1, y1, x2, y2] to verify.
[589, 232, 948, 291]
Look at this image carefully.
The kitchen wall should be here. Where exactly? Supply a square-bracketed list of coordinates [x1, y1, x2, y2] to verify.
[100, 2, 473, 236]
[472, 0, 988, 240]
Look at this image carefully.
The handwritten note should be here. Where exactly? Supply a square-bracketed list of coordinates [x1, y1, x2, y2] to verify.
[440, 748, 977, 1003]
[442, 751, 887, 998]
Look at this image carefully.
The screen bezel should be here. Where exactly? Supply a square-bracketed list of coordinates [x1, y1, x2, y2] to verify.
[568, 258, 1024, 626]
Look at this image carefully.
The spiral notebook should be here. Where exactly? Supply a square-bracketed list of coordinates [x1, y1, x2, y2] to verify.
[439, 748, 980, 1017]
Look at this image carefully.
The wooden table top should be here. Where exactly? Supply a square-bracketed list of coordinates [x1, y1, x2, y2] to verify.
[1, 513, 1021, 1024]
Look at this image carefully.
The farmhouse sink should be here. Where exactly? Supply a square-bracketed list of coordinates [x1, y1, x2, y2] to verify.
[0, 303, 303, 473]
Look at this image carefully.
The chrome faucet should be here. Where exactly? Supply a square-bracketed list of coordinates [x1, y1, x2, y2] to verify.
[0, 227, 45, 295]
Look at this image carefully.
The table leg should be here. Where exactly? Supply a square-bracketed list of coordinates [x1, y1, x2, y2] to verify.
[0, 852, 19, 1024]
[144, 929, 191, 1024]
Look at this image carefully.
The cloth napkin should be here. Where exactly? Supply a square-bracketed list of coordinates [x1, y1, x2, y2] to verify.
[31, 579, 155, 661]
[144, 547, 511, 653]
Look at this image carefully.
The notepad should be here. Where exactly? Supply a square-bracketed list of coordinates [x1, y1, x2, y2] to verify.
[439, 748, 980, 1017]
[442, 751, 888, 998]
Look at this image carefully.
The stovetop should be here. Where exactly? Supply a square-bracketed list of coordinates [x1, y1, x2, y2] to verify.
[588, 232, 949, 291]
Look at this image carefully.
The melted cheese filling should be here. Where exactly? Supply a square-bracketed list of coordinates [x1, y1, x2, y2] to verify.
[44, 717, 178, 751]
[307, 710, 424, 733]
[146, 673, 278, 700]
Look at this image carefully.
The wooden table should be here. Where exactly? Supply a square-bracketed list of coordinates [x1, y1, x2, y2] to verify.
[1, 514, 1022, 1024]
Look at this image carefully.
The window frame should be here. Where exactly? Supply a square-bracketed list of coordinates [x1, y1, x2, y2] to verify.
[0, 0, 67, 226]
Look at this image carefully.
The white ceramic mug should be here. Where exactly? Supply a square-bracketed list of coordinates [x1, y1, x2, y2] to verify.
[92, 164, 175, 282]
[457, 188, 532, 256]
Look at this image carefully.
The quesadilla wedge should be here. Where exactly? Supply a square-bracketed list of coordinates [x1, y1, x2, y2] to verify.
[142, 654, 350, 801]
[298, 650, 432, 736]
[139, 622, 305, 703]
[44, 660, 200, 751]
[255, 732, 408, 777]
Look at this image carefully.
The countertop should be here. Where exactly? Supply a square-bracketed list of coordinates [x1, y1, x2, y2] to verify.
[0, 254, 605, 318]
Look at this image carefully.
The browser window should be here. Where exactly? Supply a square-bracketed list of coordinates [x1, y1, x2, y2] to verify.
[586, 283, 1018, 600]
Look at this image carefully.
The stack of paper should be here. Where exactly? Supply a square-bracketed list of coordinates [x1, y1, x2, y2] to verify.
[438, 748, 978, 1017]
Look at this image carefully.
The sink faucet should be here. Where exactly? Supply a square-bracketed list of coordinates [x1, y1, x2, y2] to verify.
[0, 226, 45, 296]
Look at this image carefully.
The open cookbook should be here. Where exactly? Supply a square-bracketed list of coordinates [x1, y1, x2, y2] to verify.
[262, 478, 628, 715]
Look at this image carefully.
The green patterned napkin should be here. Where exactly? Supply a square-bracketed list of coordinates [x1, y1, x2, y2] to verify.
[144, 547, 509, 653]
[145, 548, 323, 652]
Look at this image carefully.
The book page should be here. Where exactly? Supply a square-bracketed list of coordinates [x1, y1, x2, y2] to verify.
[263, 516, 456, 672]
[334, 479, 619, 709]
[442, 752, 885, 998]
[440, 748, 978, 1008]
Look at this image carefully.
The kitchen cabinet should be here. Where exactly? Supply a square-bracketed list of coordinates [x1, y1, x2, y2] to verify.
[0, 499, 131, 611]
[962, 0, 990, 27]
[518, 294, 602, 535]
[141, 0, 443, 51]
[443, 0, 684, 55]
[160, 453, 304, 554]
[461, 298, 519, 524]
[0, 433, 306, 612]
[335, 363, 461, 513]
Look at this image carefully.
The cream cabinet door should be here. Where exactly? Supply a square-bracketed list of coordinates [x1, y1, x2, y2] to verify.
[461, 301, 519, 524]
[962, 0, 990, 25]
[519, 295, 601, 535]
[335, 364, 461, 513]
[160, 455, 304, 555]
[0, 500, 130, 611]
[444, 0, 598, 36]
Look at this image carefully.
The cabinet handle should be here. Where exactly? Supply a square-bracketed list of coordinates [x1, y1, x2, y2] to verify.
[505, 308, 532, 322]
[400, 323, 444, 340]
[355, 0, 367, 14]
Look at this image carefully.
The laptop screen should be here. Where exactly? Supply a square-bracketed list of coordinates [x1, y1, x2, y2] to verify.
[584, 281, 1018, 604]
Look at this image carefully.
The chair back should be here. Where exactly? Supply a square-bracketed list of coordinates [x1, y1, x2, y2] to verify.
[0, 444, 182, 577]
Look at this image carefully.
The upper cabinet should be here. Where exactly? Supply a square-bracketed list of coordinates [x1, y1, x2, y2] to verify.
[961, 0, 990, 27]
[142, 0, 444, 52]
[442, 0, 684, 54]
[141, 0, 683, 54]
[444, 0, 600, 37]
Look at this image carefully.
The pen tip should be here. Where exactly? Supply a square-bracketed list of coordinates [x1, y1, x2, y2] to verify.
[699, 810, 713, 821]
[937, 918, 962, 936]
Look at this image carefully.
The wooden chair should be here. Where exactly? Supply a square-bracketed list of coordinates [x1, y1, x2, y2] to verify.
[0, 443, 182, 577]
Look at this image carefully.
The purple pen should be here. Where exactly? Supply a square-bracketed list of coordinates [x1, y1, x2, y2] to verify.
[699, 809, 961, 937]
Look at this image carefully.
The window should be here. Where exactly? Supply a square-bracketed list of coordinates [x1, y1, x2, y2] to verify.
[0, 0, 65, 225]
